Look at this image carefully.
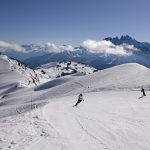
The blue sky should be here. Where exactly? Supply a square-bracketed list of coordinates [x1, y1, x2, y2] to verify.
[0, 0, 150, 45]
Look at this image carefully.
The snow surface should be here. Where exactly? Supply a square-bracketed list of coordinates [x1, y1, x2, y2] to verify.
[0, 55, 96, 88]
[36, 61, 97, 79]
[1, 57, 150, 150]
[0, 54, 50, 88]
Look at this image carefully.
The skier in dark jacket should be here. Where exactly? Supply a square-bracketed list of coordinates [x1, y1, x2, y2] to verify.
[74, 93, 84, 107]
[141, 87, 146, 96]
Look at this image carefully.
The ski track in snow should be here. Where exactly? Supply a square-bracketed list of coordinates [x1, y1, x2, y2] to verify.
[75, 117, 111, 150]
[33, 92, 150, 150]
[1, 92, 150, 150]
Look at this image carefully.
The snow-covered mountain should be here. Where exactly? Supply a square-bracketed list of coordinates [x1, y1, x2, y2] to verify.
[0, 54, 53, 88]
[2, 35, 150, 70]
[105, 35, 150, 53]
[37, 61, 97, 79]
[1, 61, 150, 150]
[1, 61, 150, 116]
[24, 47, 150, 69]
[0, 54, 96, 89]
[34, 63, 150, 99]
[23, 35, 150, 69]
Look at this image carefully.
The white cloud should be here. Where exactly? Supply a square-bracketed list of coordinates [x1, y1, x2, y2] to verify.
[82, 39, 138, 56]
[46, 42, 74, 53]
[59, 45, 74, 51]
[46, 42, 60, 52]
[122, 44, 139, 52]
[0, 41, 26, 52]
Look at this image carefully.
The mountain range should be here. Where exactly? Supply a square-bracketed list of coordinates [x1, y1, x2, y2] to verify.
[3, 35, 150, 69]
[105, 35, 150, 53]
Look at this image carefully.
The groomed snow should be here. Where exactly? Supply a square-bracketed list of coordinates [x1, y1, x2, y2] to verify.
[41, 92, 150, 150]
[1, 60, 150, 150]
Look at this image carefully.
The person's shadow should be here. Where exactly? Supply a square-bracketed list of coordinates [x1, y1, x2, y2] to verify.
[138, 95, 145, 99]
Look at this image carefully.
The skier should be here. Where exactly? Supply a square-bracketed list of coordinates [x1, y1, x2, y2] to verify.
[73, 93, 84, 107]
[141, 87, 146, 96]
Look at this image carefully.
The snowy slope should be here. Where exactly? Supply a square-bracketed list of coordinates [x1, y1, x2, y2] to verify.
[1, 62, 150, 150]
[0, 55, 97, 88]
[1, 62, 149, 116]
[29, 63, 150, 150]
[0, 54, 52, 88]
[35, 63, 150, 101]
[39, 92, 150, 150]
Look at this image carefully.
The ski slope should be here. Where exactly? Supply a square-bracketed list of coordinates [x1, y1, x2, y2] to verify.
[41, 92, 150, 150]
[35, 63, 150, 102]
[1, 60, 150, 150]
